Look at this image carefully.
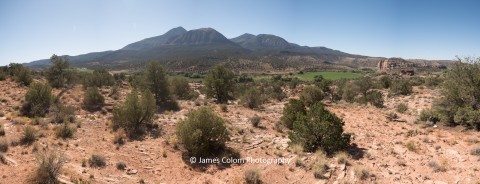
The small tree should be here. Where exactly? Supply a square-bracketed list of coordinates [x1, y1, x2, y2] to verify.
[45, 55, 73, 88]
[390, 80, 413, 96]
[145, 62, 170, 104]
[176, 107, 229, 157]
[8, 63, 32, 86]
[289, 103, 351, 155]
[83, 87, 105, 112]
[83, 69, 115, 88]
[366, 91, 384, 108]
[379, 76, 391, 89]
[280, 99, 306, 129]
[21, 83, 53, 117]
[112, 90, 156, 137]
[204, 65, 235, 103]
[169, 77, 197, 100]
[300, 86, 324, 107]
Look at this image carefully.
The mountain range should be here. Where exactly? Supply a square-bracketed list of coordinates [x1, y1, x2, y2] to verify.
[24, 26, 449, 72]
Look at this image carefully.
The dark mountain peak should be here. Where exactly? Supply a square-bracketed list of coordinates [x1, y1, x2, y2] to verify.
[167, 27, 234, 45]
[230, 33, 256, 43]
[122, 26, 187, 50]
[232, 33, 293, 50]
[164, 26, 187, 35]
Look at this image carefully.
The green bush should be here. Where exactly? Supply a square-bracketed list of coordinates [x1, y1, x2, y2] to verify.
[83, 69, 115, 88]
[240, 88, 263, 109]
[396, 103, 408, 113]
[366, 91, 384, 108]
[112, 90, 156, 137]
[379, 75, 391, 88]
[11, 64, 32, 86]
[20, 83, 53, 117]
[300, 86, 324, 107]
[434, 57, 480, 129]
[89, 154, 106, 168]
[21, 126, 37, 145]
[45, 55, 74, 88]
[266, 83, 286, 101]
[29, 150, 65, 184]
[169, 77, 198, 100]
[390, 80, 413, 95]
[204, 65, 235, 103]
[176, 107, 229, 158]
[83, 87, 105, 112]
[280, 99, 306, 130]
[49, 100, 76, 124]
[55, 122, 76, 139]
[289, 103, 351, 155]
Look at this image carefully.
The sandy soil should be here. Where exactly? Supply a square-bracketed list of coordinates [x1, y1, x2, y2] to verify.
[0, 78, 479, 184]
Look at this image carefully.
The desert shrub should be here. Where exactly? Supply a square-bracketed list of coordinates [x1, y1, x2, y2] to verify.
[280, 99, 307, 130]
[204, 65, 235, 103]
[116, 161, 126, 170]
[9, 63, 32, 86]
[236, 74, 254, 83]
[176, 107, 229, 158]
[335, 151, 349, 164]
[49, 100, 76, 124]
[145, 62, 178, 111]
[20, 83, 53, 117]
[289, 103, 351, 154]
[250, 116, 261, 127]
[396, 103, 408, 113]
[313, 75, 332, 94]
[337, 80, 357, 103]
[405, 141, 417, 152]
[112, 90, 156, 137]
[83, 69, 115, 88]
[432, 57, 480, 129]
[419, 109, 441, 122]
[89, 154, 106, 168]
[0, 138, 8, 152]
[366, 91, 384, 108]
[470, 147, 480, 155]
[424, 75, 443, 87]
[29, 150, 65, 184]
[113, 129, 126, 145]
[45, 55, 74, 88]
[244, 169, 261, 184]
[300, 86, 324, 107]
[21, 126, 37, 145]
[266, 83, 286, 101]
[353, 77, 373, 97]
[428, 160, 447, 172]
[0, 124, 5, 136]
[55, 122, 76, 139]
[379, 75, 391, 88]
[169, 77, 197, 100]
[390, 79, 413, 95]
[0, 70, 5, 81]
[354, 166, 370, 180]
[82, 87, 105, 112]
[241, 88, 263, 109]
[313, 150, 329, 179]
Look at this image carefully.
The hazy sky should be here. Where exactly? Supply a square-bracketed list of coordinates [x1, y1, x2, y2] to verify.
[1, 0, 479, 65]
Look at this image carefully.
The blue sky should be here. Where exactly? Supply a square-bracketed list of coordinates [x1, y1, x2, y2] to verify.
[0, 0, 479, 65]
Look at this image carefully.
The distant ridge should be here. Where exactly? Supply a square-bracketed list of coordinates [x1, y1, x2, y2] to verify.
[24, 26, 451, 72]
